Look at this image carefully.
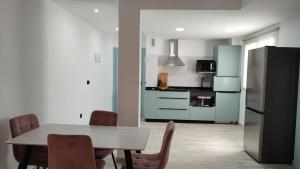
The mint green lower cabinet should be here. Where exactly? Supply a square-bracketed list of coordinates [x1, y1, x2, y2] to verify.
[144, 90, 157, 119]
[215, 92, 240, 123]
[190, 107, 216, 121]
[157, 91, 189, 99]
[158, 98, 189, 109]
[157, 109, 189, 120]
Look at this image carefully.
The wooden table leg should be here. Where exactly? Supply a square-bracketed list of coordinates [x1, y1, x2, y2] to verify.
[18, 145, 33, 169]
[124, 150, 133, 169]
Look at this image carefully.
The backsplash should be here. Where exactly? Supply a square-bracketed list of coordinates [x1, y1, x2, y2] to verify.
[146, 38, 230, 87]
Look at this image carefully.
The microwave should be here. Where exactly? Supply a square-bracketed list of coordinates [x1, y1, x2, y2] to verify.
[196, 60, 216, 73]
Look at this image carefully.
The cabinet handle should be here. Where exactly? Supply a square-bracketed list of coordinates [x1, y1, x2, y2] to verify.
[159, 108, 188, 111]
[158, 97, 188, 99]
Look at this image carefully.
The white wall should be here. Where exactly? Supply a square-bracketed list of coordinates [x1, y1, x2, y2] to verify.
[103, 33, 115, 111]
[19, 0, 105, 125]
[0, 0, 24, 168]
[145, 38, 229, 87]
[0, 0, 112, 168]
[278, 17, 300, 47]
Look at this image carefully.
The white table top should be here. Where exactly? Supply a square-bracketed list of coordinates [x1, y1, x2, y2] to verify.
[6, 124, 150, 151]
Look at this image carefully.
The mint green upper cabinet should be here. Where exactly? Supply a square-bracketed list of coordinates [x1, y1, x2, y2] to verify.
[214, 45, 242, 77]
[215, 92, 240, 122]
[214, 77, 241, 92]
[144, 90, 157, 119]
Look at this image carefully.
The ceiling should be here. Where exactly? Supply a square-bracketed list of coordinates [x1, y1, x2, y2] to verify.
[52, 0, 300, 39]
[52, 0, 118, 33]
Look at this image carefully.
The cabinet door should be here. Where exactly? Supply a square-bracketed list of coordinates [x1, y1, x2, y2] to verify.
[157, 109, 189, 120]
[215, 92, 240, 122]
[213, 77, 241, 92]
[214, 46, 241, 77]
[190, 107, 215, 121]
[144, 91, 157, 119]
[158, 98, 189, 109]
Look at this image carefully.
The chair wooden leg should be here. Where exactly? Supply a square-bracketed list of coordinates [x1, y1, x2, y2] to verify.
[37, 167, 40, 169]
[111, 152, 118, 169]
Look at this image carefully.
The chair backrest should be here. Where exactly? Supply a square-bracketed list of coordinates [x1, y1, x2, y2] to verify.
[48, 134, 97, 169]
[89, 110, 118, 126]
[159, 121, 175, 169]
[9, 114, 40, 162]
[9, 114, 40, 138]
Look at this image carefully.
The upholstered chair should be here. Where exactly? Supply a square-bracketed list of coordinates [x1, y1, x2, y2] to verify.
[121, 121, 175, 169]
[89, 110, 118, 169]
[9, 114, 48, 169]
[48, 134, 105, 169]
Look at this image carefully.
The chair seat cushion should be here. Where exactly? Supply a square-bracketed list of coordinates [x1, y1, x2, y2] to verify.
[94, 148, 114, 159]
[121, 153, 161, 169]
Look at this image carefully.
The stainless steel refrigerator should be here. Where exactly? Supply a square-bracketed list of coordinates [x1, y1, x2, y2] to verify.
[244, 46, 299, 163]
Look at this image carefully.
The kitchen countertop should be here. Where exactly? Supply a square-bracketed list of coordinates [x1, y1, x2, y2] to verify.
[145, 86, 214, 92]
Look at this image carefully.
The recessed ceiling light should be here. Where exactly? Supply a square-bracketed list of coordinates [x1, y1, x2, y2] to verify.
[175, 27, 185, 32]
[94, 9, 100, 13]
[115, 27, 119, 31]
[225, 28, 234, 33]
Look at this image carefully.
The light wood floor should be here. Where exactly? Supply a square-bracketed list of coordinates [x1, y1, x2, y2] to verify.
[104, 121, 292, 169]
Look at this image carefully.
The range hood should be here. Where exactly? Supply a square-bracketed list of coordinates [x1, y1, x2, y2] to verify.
[164, 39, 185, 67]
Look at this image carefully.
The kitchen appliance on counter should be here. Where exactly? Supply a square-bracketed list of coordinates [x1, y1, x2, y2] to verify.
[244, 46, 299, 163]
[196, 60, 216, 73]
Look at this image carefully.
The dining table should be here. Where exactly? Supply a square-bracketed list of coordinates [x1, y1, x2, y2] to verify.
[6, 124, 151, 169]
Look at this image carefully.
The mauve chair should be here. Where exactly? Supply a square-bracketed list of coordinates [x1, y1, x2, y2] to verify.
[89, 110, 118, 169]
[9, 114, 48, 169]
[121, 121, 175, 169]
[48, 134, 106, 169]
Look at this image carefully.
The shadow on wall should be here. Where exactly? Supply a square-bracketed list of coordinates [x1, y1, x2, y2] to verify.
[0, 117, 10, 169]
[19, 0, 47, 123]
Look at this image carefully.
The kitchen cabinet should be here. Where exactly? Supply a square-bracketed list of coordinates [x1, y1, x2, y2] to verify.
[214, 45, 242, 77]
[157, 109, 189, 120]
[215, 92, 240, 123]
[157, 91, 189, 99]
[144, 91, 190, 120]
[158, 98, 189, 110]
[156, 91, 190, 120]
[144, 90, 157, 119]
[214, 76, 241, 92]
[144, 90, 240, 123]
[189, 107, 215, 121]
